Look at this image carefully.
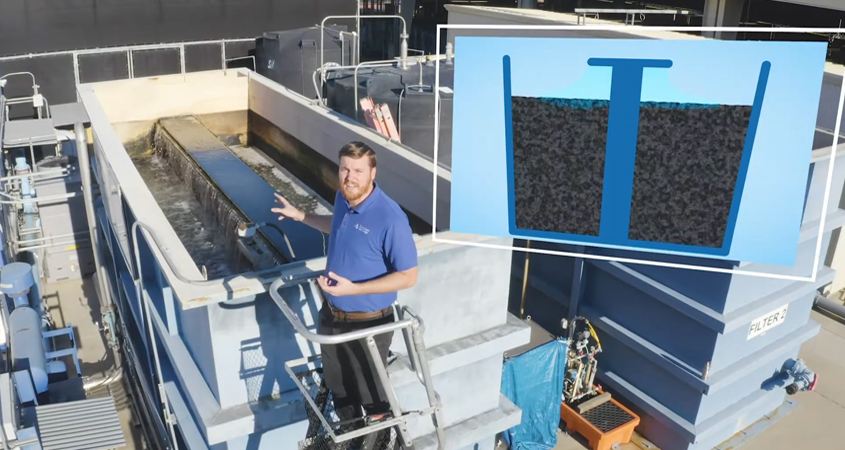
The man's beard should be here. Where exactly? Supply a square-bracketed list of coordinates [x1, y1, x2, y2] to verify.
[341, 179, 372, 203]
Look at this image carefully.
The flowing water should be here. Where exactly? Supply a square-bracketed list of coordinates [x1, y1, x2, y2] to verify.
[130, 148, 239, 279]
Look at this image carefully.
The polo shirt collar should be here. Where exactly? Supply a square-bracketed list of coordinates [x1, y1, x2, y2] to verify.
[346, 181, 381, 213]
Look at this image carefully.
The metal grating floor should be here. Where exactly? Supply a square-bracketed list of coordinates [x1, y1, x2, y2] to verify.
[297, 369, 400, 450]
[580, 401, 635, 433]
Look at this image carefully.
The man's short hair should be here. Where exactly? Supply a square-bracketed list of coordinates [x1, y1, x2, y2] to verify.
[339, 141, 377, 169]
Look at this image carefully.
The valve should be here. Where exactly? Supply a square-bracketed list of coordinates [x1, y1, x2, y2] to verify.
[783, 359, 818, 395]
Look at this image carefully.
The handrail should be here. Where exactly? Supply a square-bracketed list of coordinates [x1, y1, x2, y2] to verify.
[268, 277, 415, 345]
[129, 221, 289, 289]
[574, 7, 701, 25]
[320, 14, 408, 74]
[268, 276, 446, 450]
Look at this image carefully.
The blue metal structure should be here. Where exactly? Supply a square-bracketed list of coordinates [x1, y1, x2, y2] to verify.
[514, 138, 844, 449]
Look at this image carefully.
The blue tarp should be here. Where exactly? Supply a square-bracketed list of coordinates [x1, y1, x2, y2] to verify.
[500, 339, 567, 450]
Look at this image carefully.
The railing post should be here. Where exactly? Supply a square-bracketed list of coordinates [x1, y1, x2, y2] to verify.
[221, 41, 227, 72]
[180, 44, 186, 75]
[72, 53, 80, 86]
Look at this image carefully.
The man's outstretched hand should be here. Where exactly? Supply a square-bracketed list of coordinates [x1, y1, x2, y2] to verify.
[318, 271, 358, 297]
[272, 193, 305, 222]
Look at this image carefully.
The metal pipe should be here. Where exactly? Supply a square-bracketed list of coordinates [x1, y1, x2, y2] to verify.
[399, 32, 409, 70]
[13, 231, 87, 245]
[405, 312, 445, 450]
[519, 240, 532, 319]
[1, 169, 68, 185]
[356, 1, 361, 65]
[130, 221, 289, 289]
[0, 191, 81, 204]
[83, 368, 123, 392]
[366, 336, 414, 448]
[0, 72, 36, 86]
[814, 293, 845, 323]
[312, 69, 323, 104]
[353, 60, 404, 117]
[256, 222, 297, 260]
[0, 168, 67, 182]
[15, 239, 88, 251]
[313, 60, 393, 106]
[76, 122, 112, 313]
[133, 229, 180, 450]
[321, 14, 407, 72]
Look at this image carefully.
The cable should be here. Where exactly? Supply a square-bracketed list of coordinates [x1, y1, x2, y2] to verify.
[587, 321, 602, 350]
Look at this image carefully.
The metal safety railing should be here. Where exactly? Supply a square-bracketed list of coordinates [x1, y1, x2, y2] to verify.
[0, 37, 257, 87]
[268, 276, 446, 450]
[574, 8, 700, 26]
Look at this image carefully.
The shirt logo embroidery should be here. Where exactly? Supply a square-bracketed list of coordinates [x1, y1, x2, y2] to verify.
[354, 223, 370, 234]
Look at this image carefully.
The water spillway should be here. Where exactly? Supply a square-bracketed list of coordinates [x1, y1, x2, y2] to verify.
[130, 143, 243, 280]
[125, 114, 334, 279]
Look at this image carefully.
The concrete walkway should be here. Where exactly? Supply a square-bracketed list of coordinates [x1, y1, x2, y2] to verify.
[43, 274, 143, 450]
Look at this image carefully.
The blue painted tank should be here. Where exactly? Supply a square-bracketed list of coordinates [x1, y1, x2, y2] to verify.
[514, 130, 845, 449]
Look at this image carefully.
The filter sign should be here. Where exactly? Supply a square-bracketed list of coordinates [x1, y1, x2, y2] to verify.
[748, 304, 789, 340]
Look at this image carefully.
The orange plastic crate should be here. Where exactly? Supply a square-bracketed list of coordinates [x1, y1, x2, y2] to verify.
[560, 390, 640, 450]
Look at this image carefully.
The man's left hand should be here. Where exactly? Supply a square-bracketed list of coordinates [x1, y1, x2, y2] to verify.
[318, 271, 359, 296]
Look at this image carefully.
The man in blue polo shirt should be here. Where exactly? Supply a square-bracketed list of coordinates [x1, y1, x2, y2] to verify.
[272, 141, 418, 426]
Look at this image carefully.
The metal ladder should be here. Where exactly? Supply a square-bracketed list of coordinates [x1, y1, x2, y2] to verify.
[268, 276, 446, 450]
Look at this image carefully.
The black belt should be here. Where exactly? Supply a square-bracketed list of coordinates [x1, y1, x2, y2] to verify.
[327, 302, 392, 322]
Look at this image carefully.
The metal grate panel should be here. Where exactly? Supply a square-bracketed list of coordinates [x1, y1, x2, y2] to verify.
[297, 369, 400, 450]
[35, 396, 126, 450]
[580, 401, 635, 433]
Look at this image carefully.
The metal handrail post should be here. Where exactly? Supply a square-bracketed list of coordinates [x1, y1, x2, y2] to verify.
[402, 307, 445, 450]
[320, 13, 407, 75]
[268, 277, 445, 449]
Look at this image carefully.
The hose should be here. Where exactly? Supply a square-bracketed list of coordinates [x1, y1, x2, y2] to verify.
[587, 321, 602, 350]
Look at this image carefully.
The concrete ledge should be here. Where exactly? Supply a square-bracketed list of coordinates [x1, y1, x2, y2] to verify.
[721, 267, 835, 333]
[412, 394, 522, 450]
[164, 382, 211, 450]
[388, 314, 531, 388]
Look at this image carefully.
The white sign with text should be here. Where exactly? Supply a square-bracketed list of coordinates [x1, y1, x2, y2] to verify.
[748, 304, 789, 340]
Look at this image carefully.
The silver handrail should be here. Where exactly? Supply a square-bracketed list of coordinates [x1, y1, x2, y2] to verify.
[268, 277, 446, 450]
[320, 14, 408, 75]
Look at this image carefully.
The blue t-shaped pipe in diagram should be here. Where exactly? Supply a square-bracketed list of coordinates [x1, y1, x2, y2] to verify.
[587, 58, 674, 244]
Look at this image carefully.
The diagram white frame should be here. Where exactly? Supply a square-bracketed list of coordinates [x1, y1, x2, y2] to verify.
[432, 23, 845, 282]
